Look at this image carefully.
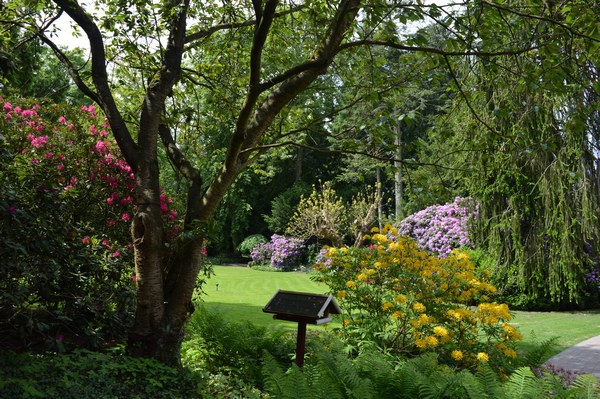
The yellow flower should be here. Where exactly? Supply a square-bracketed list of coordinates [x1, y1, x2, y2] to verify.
[412, 302, 426, 313]
[433, 326, 449, 338]
[451, 350, 463, 361]
[366, 268, 376, 275]
[392, 311, 403, 319]
[477, 352, 489, 362]
[357, 273, 368, 281]
[370, 227, 379, 233]
[345, 281, 356, 289]
[425, 336, 439, 347]
[336, 290, 347, 299]
[503, 348, 517, 359]
[383, 302, 394, 311]
[415, 338, 427, 349]
[342, 319, 350, 327]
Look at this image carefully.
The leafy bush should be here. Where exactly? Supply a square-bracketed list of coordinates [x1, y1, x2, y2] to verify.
[0, 350, 198, 399]
[0, 97, 180, 349]
[398, 197, 475, 257]
[313, 225, 521, 374]
[250, 234, 305, 270]
[238, 234, 268, 257]
[182, 305, 295, 389]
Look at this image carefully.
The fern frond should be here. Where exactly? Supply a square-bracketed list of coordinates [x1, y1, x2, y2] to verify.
[569, 374, 600, 399]
[519, 336, 559, 367]
[504, 367, 543, 399]
[475, 363, 504, 399]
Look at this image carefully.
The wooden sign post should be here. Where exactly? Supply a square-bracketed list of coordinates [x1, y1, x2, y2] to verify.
[263, 290, 341, 367]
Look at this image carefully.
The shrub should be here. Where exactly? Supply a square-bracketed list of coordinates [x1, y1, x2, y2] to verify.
[0, 97, 180, 349]
[238, 234, 268, 257]
[182, 306, 295, 389]
[250, 234, 305, 271]
[313, 225, 522, 374]
[397, 197, 475, 257]
[0, 350, 198, 399]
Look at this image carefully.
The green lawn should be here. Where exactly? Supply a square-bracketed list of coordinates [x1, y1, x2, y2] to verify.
[201, 265, 600, 357]
[201, 266, 332, 331]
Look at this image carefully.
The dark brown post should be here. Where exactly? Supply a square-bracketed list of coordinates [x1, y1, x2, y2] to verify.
[295, 321, 307, 367]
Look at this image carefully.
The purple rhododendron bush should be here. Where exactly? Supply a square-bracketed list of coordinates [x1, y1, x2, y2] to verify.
[398, 197, 476, 257]
[0, 97, 180, 351]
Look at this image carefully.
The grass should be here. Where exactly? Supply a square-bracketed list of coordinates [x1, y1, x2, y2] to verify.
[201, 265, 332, 331]
[512, 309, 600, 357]
[201, 265, 600, 359]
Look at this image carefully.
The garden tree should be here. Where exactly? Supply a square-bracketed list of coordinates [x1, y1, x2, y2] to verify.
[4, 0, 597, 363]
[327, 23, 451, 221]
[416, 1, 600, 307]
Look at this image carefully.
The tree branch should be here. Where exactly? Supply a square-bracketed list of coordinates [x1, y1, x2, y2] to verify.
[52, 0, 140, 170]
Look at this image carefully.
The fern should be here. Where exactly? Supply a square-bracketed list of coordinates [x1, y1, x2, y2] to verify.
[475, 362, 504, 399]
[504, 367, 543, 399]
[569, 374, 600, 399]
[518, 336, 560, 368]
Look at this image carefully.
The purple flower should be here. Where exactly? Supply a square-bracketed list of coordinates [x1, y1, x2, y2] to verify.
[397, 197, 476, 257]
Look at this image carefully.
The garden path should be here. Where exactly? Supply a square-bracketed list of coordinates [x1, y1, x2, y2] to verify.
[545, 335, 600, 379]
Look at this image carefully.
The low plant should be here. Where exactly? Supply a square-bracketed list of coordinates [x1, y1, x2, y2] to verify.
[263, 349, 600, 399]
[0, 349, 198, 399]
[238, 234, 268, 258]
[313, 225, 522, 375]
[250, 234, 305, 270]
[182, 305, 295, 388]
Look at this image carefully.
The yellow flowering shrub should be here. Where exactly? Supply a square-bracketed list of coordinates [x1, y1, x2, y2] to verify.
[312, 225, 522, 371]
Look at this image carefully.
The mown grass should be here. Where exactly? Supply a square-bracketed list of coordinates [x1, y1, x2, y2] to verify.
[202, 265, 600, 359]
[201, 265, 332, 330]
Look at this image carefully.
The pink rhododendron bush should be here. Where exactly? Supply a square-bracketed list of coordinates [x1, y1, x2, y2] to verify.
[0, 97, 180, 350]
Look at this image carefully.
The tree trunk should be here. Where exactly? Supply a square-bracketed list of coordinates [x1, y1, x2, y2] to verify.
[394, 123, 403, 222]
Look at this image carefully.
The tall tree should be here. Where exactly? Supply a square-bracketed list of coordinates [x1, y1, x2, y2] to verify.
[3, 0, 597, 363]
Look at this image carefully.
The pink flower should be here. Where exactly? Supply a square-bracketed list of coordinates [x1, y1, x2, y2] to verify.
[57, 154, 65, 161]
[101, 239, 110, 248]
[131, 274, 137, 282]
[31, 158, 40, 164]
[106, 197, 114, 205]
[56, 163, 65, 171]
[82, 236, 91, 244]
[70, 177, 77, 185]
[44, 152, 53, 159]
[3, 102, 12, 112]
[112, 251, 120, 257]
[58, 116, 66, 124]
[13, 106, 21, 113]
[201, 247, 207, 256]
[167, 210, 177, 221]
[21, 109, 34, 118]
[4, 113, 12, 121]
[99, 130, 108, 137]
[121, 212, 131, 222]
[106, 219, 116, 227]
